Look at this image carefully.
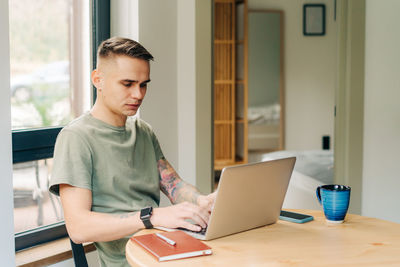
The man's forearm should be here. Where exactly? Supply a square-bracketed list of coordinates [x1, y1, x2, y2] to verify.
[170, 179, 201, 204]
[66, 210, 142, 244]
[158, 158, 201, 204]
[60, 185, 145, 244]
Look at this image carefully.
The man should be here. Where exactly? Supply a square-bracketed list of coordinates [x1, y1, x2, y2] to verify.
[49, 37, 216, 266]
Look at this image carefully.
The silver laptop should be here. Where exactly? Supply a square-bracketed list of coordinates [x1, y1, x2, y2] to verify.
[158, 157, 296, 240]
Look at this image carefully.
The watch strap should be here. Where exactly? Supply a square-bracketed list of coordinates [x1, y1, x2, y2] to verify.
[140, 207, 153, 229]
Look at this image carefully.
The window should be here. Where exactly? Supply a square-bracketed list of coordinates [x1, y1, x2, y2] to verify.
[10, 0, 110, 250]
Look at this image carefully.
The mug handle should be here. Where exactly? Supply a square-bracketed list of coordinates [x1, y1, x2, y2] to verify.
[316, 186, 322, 205]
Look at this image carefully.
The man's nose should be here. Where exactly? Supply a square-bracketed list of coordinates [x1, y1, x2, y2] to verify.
[130, 85, 145, 99]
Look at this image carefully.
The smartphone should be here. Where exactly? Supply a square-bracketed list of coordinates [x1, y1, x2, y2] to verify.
[279, 210, 314, 223]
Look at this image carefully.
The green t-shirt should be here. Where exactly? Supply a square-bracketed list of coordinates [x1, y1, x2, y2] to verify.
[49, 112, 164, 267]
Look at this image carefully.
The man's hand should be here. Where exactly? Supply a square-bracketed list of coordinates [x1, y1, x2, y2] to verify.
[151, 202, 210, 232]
[157, 158, 218, 231]
[197, 191, 217, 214]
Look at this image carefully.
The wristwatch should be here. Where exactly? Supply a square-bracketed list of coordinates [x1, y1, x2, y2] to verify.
[140, 206, 153, 229]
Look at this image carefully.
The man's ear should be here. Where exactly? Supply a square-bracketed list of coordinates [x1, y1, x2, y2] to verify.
[91, 69, 102, 90]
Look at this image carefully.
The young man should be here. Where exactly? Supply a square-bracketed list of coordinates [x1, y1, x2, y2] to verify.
[49, 37, 216, 266]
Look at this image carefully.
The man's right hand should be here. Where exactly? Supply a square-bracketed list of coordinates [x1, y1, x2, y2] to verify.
[150, 202, 210, 232]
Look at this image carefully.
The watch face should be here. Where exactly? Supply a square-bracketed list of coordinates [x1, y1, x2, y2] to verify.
[140, 207, 153, 218]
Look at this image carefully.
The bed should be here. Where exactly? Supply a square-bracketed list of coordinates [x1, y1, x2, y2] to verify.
[248, 103, 280, 150]
[251, 150, 334, 210]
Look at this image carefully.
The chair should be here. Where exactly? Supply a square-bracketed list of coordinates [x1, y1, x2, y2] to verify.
[70, 238, 89, 267]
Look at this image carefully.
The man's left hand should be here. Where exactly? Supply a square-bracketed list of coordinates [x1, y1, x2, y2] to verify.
[197, 191, 217, 214]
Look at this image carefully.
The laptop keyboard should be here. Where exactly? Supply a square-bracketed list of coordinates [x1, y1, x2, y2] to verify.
[178, 227, 207, 236]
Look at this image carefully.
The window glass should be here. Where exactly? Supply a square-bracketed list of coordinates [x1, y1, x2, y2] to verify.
[13, 159, 63, 233]
[9, 0, 91, 130]
[9, 0, 91, 234]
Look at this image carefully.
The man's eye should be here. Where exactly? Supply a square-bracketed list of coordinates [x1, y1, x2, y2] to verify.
[140, 83, 147, 88]
[123, 83, 132, 87]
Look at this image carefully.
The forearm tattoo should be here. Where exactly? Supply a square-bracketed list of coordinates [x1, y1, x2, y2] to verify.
[158, 158, 201, 204]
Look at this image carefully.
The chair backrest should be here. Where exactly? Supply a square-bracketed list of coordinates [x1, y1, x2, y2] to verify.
[69, 238, 89, 267]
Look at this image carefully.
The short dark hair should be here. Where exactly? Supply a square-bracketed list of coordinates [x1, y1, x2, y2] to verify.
[97, 37, 154, 61]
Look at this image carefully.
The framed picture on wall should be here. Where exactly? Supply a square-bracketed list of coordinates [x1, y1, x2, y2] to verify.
[303, 4, 326, 36]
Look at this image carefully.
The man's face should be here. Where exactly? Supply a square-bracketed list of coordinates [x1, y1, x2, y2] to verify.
[93, 55, 150, 118]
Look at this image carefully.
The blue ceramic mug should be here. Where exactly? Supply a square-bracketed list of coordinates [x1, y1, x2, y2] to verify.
[316, 184, 351, 224]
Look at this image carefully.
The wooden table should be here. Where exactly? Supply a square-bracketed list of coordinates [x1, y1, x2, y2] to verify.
[126, 209, 400, 266]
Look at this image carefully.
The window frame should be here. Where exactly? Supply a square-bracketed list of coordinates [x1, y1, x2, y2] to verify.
[13, 0, 110, 251]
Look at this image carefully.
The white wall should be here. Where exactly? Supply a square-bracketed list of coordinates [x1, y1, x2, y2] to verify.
[177, 0, 198, 186]
[333, 0, 365, 215]
[362, 0, 400, 223]
[110, 0, 139, 41]
[112, 0, 180, 169]
[249, 0, 336, 150]
[194, 0, 213, 193]
[0, 1, 17, 265]
[111, 0, 213, 194]
[137, 1, 179, 168]
[111, 0, 178, 208]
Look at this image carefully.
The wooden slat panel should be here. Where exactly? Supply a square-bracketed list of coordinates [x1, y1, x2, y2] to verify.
[214, 2, 233, 40]
[215, 120, 235, 124]
[242, 0, 248, 163]
[214, 84, 233, 121]
[214, 80, 235, 84]
[214, 0, 236, 165]
[214, 124, 233, 161]
[215, 40, 235, 44]
[214, 44, 233, 81]
[230, 2, 236, 161]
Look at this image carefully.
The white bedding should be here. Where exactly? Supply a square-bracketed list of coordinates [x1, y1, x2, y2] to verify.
[248, 103, 280, 125]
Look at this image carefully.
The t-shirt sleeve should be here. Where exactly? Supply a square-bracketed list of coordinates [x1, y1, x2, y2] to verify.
[150, 130, 164, 161]
[49, 129, 93, 196]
